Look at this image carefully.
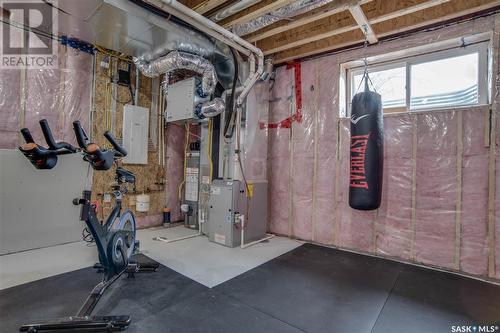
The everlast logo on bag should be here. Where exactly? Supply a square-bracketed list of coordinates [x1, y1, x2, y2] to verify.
[350, 134, 369, 189]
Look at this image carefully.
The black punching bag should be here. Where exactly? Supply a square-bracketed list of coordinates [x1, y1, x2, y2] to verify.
[349, 82, 383, 210]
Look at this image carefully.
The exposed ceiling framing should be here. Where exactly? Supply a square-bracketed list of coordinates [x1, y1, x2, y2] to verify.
[179, 0, 500, 63]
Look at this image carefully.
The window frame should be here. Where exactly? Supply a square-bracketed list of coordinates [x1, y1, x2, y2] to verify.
[344, 41, 490, 116]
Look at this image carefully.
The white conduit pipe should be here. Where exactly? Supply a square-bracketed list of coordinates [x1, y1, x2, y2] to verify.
[239, 215, 275, 249]
[153, 221, 204, 244]
[159, 0, 264, 109]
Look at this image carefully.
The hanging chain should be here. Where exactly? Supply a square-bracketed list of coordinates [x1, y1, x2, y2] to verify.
[363, 24, 369, 78]
[355, 24, 376, 94]
[355, 25, 370, 94]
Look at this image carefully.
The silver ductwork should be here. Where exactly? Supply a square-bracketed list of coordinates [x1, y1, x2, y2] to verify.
[135, 50, 218, 95]
[231, 0, 336, 36]
[211, 0, 261, 22]
[200, 97, 225, 118]
[134, 50, 225, 118]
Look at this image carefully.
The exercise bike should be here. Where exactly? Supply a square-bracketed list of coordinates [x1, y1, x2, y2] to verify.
[18, 119, 158, 332]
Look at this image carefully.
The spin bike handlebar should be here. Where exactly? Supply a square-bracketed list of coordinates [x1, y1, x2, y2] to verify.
[19, 119, 77, 169]
[73, 121, 127, 171]
[40, 119, 77, 153]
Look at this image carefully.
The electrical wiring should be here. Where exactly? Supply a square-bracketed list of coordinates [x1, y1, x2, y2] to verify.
[224, 47, 239, 138]
[177, 123, 190, 200]
[234, 108, 251, 229]
[207, 119, 213, 181]
[94, 44, 132, 63]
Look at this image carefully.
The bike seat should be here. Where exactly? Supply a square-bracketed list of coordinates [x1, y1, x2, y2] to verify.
[116, 167, 135, 184]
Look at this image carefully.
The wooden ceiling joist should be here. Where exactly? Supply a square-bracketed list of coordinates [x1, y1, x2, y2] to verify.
[258, 0, 445, 55]
[349, 4, 378, 43]
[179, 0, 234, 14]
[261, 11, 357, 55]
[193, 0, 231, 14]
[245, 0, 371, 43]
[219, 0, 298, 28]
[272, 0, 500, 64]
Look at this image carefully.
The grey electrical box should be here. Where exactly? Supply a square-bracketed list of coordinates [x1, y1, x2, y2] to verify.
[165, 77, 198, 122]
[208, 179, 267, 248]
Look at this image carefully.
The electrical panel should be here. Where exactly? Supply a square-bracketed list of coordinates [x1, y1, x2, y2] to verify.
[122, 104, 149, 164]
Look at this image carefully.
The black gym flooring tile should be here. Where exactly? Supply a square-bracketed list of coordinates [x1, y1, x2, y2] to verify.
[1, 244, 500, 333]
[214, 243, 405, 333]
[371, 266, 500, 333]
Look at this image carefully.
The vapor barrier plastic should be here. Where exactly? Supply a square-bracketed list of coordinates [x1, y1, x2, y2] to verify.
[243, 81, 269, 182]
[232, 0, 335, 37]
[414, 112, 458, 269]
[0, 46, 93, 149]
[313, 56, 338, 245]
[268, 66, 294, 236]
[165, 123, 187, 223]
[268, 15, 500, 281]
[291, 60, 315, 241]
[376, 114, 413, 261]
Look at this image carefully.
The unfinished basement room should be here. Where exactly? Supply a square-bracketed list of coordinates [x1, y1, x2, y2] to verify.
[1, 0, 500, 332]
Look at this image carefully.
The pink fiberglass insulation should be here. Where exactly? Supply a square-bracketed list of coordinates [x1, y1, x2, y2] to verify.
[376, 114, 413, 260]
[136, 214, 163, 229]
[415, 111, 458, 269]
[266, 16, 499, 281]
[291, 61, 316, 240]
[313, 57, 338, 245]
[60, 50, 93, 145]
[243, 81, 269, 182]
[337, 119, 375, 253]
[24, 68, 62, 144]
[268, 66, 293, 236]
[496, 101, 500, 280]
[2, 46, 92, 149]
[165, 123, 186, 222]
[460, 108, 489, 276]
[0, 69, 21, 148]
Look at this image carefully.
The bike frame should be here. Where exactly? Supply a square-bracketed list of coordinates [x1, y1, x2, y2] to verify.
[78, 190, 123, 281]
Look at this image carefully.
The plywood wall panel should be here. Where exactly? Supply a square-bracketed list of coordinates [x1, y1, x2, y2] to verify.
[91, 52, 166, 229]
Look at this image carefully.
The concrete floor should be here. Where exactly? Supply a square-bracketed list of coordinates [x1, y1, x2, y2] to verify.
[0, 225, 301, 290]
[137, 226, 302, 287]
[0, 241, 97, 290]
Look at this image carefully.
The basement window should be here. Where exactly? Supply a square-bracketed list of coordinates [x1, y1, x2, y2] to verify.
[344, 41, 489, 116]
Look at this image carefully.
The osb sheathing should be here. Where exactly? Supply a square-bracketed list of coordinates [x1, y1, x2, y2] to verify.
[91, 52, 165, 228]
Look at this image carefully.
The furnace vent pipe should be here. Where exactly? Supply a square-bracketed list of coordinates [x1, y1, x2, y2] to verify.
[134, 50, 225, 118]
[157, 0, 264, 110]
[134, 50, 218, 95]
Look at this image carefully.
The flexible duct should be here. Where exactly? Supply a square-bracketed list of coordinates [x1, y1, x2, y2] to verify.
[232, 0, 336, 36]
[135, 50, 218, 95]
[211, 0, 261, 22]
[200, 97, 225, 118]
[127, 0, 235, 89]
[134, 50, 225, 118]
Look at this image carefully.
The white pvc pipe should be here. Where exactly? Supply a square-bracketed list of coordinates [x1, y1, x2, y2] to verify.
[153, 222, 203, 244]
[153, 233, 199, 244]
[239, 215, 276, 249]
[159, 0, 264, 108]
[241, 234, 276, 249]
